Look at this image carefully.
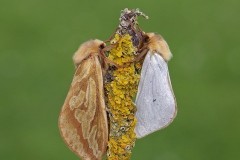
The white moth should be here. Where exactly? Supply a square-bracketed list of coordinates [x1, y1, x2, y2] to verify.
[135, 33, 177, 138]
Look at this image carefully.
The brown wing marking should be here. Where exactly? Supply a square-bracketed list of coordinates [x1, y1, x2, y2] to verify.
[59, 55, 108, 160]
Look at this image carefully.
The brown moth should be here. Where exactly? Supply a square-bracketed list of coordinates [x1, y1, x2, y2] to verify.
[58, 39, 108, 160]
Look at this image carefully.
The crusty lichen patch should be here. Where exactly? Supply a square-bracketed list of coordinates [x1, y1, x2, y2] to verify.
[105, 34, 141, 160]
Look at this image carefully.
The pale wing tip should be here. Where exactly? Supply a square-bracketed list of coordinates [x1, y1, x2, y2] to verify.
[135, 108, 177, 139]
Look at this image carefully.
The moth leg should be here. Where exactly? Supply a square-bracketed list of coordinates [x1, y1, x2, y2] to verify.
[136, 24, 144, 33]
[104, 57, 121, 68]
[102, 44, 116, 52]
[133, 48, 149, 62]
[100, 45, 121, 69]
[130, 23, 144, 50]
[138, 44, 148, 54]
[136, 25, 145, 50]
[104, 27, 118, 43]
[116, 48, 148, 69]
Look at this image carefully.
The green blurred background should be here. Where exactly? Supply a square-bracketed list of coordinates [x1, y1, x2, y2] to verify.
[0, 0, 239, 159]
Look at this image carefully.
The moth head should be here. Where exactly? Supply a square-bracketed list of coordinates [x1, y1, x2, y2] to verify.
[146, 32, 172, 61]
[142, 33, 150, 43]
[89, 39, 106, 53]
[73, 39, 105, 67]
[99, 42, 106, 49]
[93, 39, 106, 50]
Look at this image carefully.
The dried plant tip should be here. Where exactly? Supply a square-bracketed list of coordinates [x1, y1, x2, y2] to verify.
[118, 8, 148, 33]
[117, 8, 148, 47]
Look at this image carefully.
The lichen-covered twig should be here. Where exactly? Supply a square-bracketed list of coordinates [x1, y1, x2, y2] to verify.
[104, 8, 148, 160]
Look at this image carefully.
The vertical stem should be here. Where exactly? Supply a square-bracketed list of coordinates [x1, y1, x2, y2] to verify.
[104, 8, 148, 160]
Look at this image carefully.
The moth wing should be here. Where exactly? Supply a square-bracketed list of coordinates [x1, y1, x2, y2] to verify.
[135, 51, 177, 138]
[58, 55, 108, 159]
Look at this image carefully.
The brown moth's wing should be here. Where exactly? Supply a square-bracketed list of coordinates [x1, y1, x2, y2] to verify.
[58, 55, 108, 160]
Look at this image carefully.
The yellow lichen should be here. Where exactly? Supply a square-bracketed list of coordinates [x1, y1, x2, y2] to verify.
[105, 34, 141, 160]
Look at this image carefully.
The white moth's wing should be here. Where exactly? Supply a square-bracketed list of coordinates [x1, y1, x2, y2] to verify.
[135, 52, 177, 138]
